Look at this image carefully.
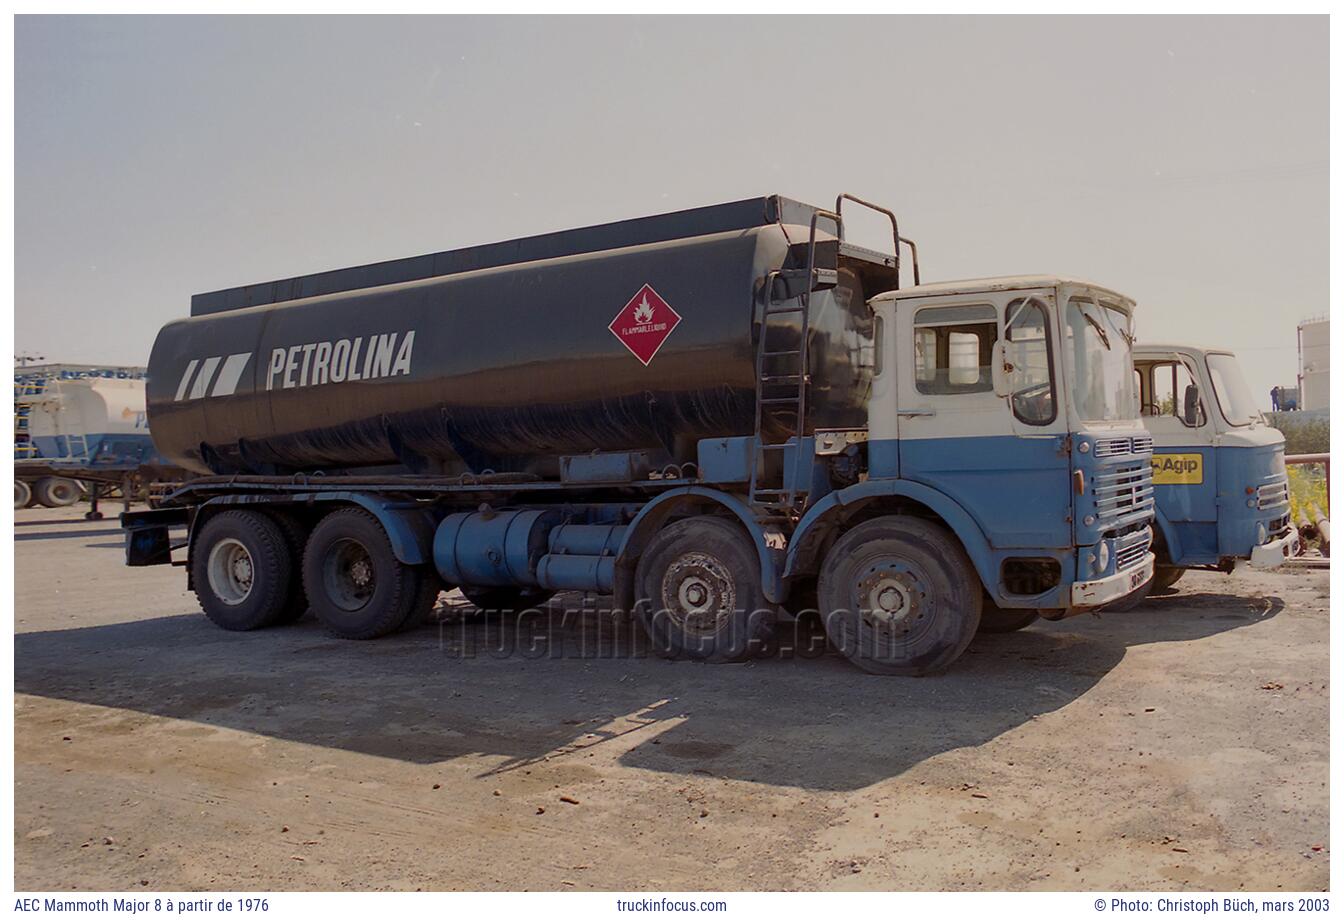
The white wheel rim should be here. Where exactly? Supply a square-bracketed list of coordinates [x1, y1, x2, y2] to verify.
[207, 537, 255, 606]
[50, 481, 79, 503]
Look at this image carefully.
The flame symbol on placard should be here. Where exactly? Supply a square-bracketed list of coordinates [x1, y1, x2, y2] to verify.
[633, 296, 655, 325]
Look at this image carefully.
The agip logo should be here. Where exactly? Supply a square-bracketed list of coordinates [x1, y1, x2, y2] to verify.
[1151, 452, 1204, 485]
[609, 284, 681, 366]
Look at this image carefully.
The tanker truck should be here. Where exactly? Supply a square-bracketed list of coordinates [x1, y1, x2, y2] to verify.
[121, 194, 1156, 675]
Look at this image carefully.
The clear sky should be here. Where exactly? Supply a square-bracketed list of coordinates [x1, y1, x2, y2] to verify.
[15, 15, 1328, 408]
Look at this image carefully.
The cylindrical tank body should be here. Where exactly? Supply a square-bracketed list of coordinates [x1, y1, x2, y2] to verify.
[28, 378, 151, 460]
[147, 224, 877, 476]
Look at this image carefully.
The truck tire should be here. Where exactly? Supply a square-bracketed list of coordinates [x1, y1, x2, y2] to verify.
[977, 598, 1040, 633]
[1152, 566, 1185, 593]
[34, 477, 82, 508]
[14, 479, 31, 509]
[302, 507, 428, 640]
[191, 510, 294, 631]
[817, 516, 982, 675]
[266, 511, 311, 624]
[634, 516, 775, 662]
[460, 586, 555, 616]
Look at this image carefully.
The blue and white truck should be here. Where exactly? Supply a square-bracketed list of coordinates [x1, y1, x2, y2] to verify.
[1132, 343, 1299, 593]
[121, 195, 1156, 674]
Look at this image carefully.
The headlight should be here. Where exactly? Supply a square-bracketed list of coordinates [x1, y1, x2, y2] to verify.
[1096, 541, 1110, 573]
[1257, 522, 1268, 545]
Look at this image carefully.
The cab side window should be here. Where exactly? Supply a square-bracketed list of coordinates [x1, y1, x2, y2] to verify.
[1003, 297, 1056, 425]
[913, 304, 996, 395]
[1145, 360, 1206, 427]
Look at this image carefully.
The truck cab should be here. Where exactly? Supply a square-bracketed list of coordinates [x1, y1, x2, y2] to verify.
[1132, 343, 1298, 591]
[839, 276, 1156, 621]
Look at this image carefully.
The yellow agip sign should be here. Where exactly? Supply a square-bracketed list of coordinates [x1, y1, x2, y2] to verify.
[1151, 452, 1204, 485]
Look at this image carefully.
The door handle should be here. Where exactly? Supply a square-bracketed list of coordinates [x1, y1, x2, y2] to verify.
[896, 408, 935, 417]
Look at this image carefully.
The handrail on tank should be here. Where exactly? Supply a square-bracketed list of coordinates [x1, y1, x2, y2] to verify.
[834, 193, 919, 289]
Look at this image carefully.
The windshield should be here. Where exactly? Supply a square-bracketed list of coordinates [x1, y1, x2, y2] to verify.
[1065, 296, 1139, 422]
[1206, 352, 1262, 427]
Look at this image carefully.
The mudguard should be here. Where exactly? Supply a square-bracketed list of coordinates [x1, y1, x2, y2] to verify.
[189, 492, 436, 566]
[614, 486, 784, 605]
[783, 479, 998, 593]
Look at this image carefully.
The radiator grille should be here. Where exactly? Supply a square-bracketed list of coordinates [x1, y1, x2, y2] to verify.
[1093, 437, 1131, 458]
[1115, 538, 1150, 572]
[1257, 476, 1289, 510]
[1093, 461, 1155, 525]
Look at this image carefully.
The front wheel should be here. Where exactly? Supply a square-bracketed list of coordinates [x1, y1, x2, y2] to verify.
[634, 516, 775, 662]
[1151, 566, 1186, 593]
[14, 479, 31, 509]
[817, 517, 982, 675]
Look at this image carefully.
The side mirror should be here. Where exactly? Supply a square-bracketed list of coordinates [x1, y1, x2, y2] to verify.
[1183, 384, 1201, 426]
[991, 340, 1011, 398]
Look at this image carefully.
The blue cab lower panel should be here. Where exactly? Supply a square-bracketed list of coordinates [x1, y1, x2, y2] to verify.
[433, 510, 625, 594]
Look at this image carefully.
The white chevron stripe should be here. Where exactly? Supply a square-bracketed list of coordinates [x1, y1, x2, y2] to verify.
[211, 353, 251, 397]
[189, 356, 222, 400]
[174, 359, 200, 401]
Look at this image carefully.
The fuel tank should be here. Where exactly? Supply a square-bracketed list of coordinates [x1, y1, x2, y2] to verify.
[148, 197, 892, 477]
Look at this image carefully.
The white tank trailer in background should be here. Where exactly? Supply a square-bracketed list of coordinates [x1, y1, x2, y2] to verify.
[15, 374, 186, 518]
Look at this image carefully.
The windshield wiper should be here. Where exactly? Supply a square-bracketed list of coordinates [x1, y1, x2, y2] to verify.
[1083, 312, 1111, 350]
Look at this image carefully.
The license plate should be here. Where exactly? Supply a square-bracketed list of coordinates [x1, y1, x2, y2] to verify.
[1128, 567, 1148, 590]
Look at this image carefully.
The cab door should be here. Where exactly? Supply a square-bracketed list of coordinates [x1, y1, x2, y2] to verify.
[1137, 354, 1217, 561]
[894, 291, 1071, 551]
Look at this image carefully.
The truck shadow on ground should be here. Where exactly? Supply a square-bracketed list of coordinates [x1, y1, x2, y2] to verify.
[14, 590, 1282, 792]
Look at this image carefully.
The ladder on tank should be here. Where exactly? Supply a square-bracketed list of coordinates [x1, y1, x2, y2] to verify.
[17, 375, 90, 461]
[747, 208, 842, 515]
[747, 194, 911, 516]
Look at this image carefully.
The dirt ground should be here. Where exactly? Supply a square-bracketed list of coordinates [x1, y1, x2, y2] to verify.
[13, 504, 1329, 891]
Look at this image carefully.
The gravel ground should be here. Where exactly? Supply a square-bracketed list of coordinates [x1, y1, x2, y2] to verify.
[13, 505, 1329, 891]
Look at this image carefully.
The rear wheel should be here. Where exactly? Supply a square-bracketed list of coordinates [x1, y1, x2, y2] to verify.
[302, 508, 428, 639]
[634, 516, 775, 662]
[191, 511, 294, 631]
[817, 516, 982, 675]
[35, 477, 82, 508]
[14, 479, 31, 509]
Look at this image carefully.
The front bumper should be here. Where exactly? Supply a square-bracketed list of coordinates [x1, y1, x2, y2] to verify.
[1249, 525, 1300, 569]
[1070, 552, 1155, 607]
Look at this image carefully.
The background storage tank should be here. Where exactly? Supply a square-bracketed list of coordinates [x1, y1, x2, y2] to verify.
[148, 196, 899, 477]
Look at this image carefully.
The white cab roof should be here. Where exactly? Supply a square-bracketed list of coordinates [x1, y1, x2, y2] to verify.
[872, 274, 1132, 306]
[1135, 342, 1235, 357]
